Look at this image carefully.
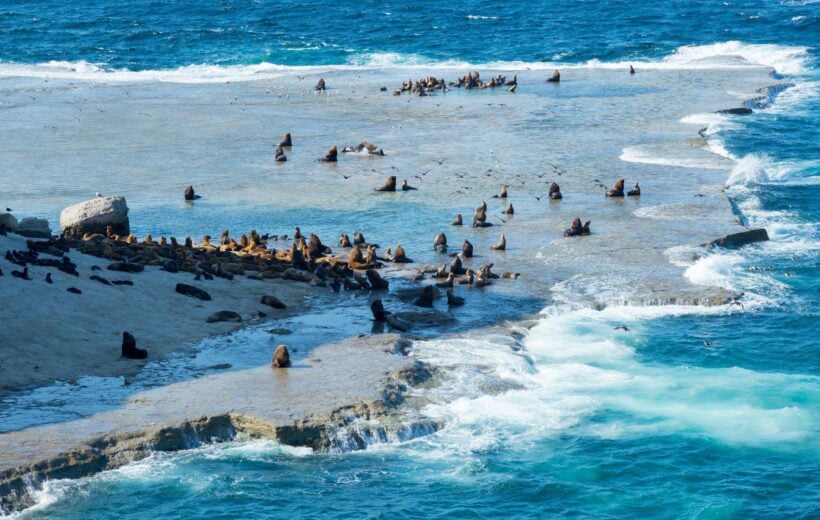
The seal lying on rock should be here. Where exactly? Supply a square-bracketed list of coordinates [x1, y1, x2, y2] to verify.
[375, 176, 397, 192]
[547, 70, 561, 83]
[564, 218, 592, 237]
[261, 295, 287, 309]
[627, 182, 641, 196]
[207, 310, 242, 323]
[271, 345, 290, 368]
[549, 182, 563, 200]
[606, 178, 625, 197]
[175, 282, 211, 301]
[320, 145, 337, 162]
[121, 331, 147, 359]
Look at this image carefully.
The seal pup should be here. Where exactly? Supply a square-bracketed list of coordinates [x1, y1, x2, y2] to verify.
[627, 183, 641, 196]
[375, 176, 397, 192]
[279, 132, 292, 147]
[446, 289, 465, 306]
[606, 178, 625, 197]
[271, 345, 290, 368]
[184, 185, 201, 201]
[401, 179, 417, 191]
[121, 331, 148, 360]
[434, 233, 448, 253]
[452, 214, 463, 226]
[320, 145, 338, 162]
[315, 78, 326, 91]
[549, 182, 563, 200]
[547, 70, 561, 83]
[462, 240, 474, 258]
[275, 144, 287, 162]
[490, 234, 506, 251]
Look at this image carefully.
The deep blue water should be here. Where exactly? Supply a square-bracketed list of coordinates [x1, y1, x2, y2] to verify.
[2, 1, 818, 518]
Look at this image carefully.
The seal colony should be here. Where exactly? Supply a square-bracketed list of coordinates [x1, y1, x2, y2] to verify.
[0, 62, 781, 514]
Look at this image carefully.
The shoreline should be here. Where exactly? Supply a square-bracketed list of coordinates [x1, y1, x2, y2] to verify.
[0, 64, 782, 514]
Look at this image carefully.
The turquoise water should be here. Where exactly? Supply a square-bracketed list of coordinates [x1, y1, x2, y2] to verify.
[2, 0, 819, 518]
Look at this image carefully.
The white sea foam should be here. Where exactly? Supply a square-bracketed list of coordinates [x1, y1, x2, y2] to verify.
[619, 145, 732, 170]
[0, 41, 809, 84]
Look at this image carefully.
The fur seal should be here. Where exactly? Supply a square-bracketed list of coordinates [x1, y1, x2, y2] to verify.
[366, 269, 389, 290]
[446, 289, 465, 306]
[354, 231, 366, 246]
[549, 182, 563, 200]
[275, 144, 287, 162]
[315, 78, 326, 91]
[462, 240, 474, 258]
[271, 345, 290, 368]
[629, 65, 636, 74]
[490, 234, 506, 251]
[547, 70, 561, 83]
[11, 267, 30, 280]
[503, 203, 514, 215]
[320, 145, 338, 162]
[184, 185, 201, 201]
[452, 214, 463, 226]
[67, 287, 82, 294]
[185, 237, 193, 249]
[473, 206, 492, 227]
[401, 179, 417, 191]
[492, 185, 508, 199]
[450, 254, 466, 275]
[342, 141, 385, 156]
[606, 179, 625, 197]
[121, 331, 148, 359]
[279, 133, 292, 147]
[564, 217, 592, 237]
[375, 176, 397, 192]
[413, 285, 436, 307]
[339, 233, 352, 247]
[393, 245, 411, 263]
[293, 226, 302, 240]
[434, 233, 448, 253]
[627, 183, 641, 196]
[435, 273, 454, 288]
[371, 299, 389, 321]
[45, 272, 52, 283]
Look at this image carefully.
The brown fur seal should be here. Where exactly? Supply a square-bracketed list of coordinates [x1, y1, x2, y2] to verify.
[401, 179, 417, 191]
[366, 269, 389, 290]
[492, 185, 508, 199]
[446, 289, 465, 306]
[627, 183, 641, 196]
[549, 182, 563, 200]
[121, 331, 147, 359]
[472, 207, 493, 227]
[547, 70, 561, 83]
[293, 226, 302, 240]
[376, 176, 397, 192]
[271, 345, 290, 368]
[564, 218, 592, 237]
[342, 141, 385, 156]
[503, 203, 514, 215]
[393, 245, 411, 263]
[450, 254, 465, 275]
[339, 233, 352, 247]
[184, 185, 201, 201]
[315, 78, 326, 91]
[434, 233, 447, 252]
[436, 273, 455, 288]
[462, 240, 474, 258]
[606, 178, 625, 197]
[490, 234, 506, 251]
[275, 144, 287, 162]
[452, 214, 463, 226]
[320, 145, 338, 162]
[279, 132, 292, 147]
[354, 231, 366, 246]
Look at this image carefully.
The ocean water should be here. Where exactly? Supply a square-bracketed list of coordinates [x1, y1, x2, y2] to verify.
[1, 0, 818, 518]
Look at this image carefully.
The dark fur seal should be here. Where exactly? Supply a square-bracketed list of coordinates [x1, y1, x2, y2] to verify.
[549, 182, 563, 200]
[376, 176, 397, 192]
[279, 132, 292, 147]
[315, 78, 326, 91]
[452, 214, 463, 226]
[401, 179, 417, 191]
[320, 145, 337, 162]
[547, 70, 561, 83]
[606, 178, 625, 197]
[121, 331, 148, 359]
[564, 218, 591, 237]
[627, 183, 641, 196]
[490, 234, 506, 251]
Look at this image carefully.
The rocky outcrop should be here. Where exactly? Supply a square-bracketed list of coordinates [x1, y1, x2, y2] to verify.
[0, 213, 19, 232]
[60, 196, 130, 239]
[15, 217, 52, 238]
[708, 228, 769, 248]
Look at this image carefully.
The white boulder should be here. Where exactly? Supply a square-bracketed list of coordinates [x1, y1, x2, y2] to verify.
[60, 196, 130, 238]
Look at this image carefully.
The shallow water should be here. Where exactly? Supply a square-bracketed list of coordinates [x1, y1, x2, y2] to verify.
[1, 0, 819, 518]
